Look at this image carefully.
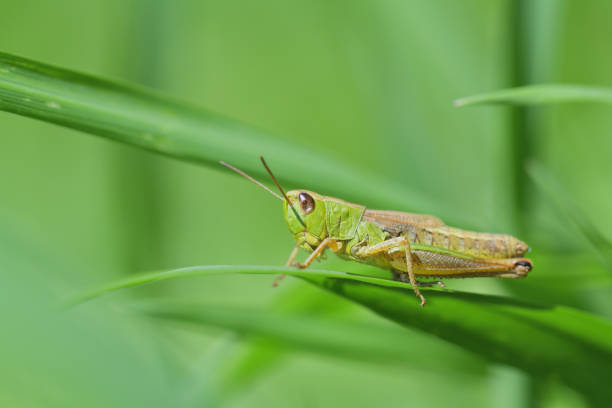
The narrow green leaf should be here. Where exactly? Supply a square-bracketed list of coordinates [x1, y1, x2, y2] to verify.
[311, 276, 612, 407]
[209, 285, 356, 400]
[455, 84, 612, 107]
[135, 300, 486, 375]
[69, 265, 414, 305]
[212, 337, 285, 403]
[0, 52, 458, 223]
[526, 160, 612, 270]
[76, 264, 612, 404]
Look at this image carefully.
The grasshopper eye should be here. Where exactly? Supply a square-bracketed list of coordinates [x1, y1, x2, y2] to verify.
[298, 192, 315, 214]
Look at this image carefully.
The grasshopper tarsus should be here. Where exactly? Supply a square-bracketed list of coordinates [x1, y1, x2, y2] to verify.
[419, 294, 426, 307]
[393, 269, 429, 306]
[272, 274, 286, 287]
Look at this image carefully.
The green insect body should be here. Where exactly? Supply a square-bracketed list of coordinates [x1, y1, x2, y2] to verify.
[221, 159, 532, 307]
[283, 190, 532, 306]
[284, 191, 369, 252]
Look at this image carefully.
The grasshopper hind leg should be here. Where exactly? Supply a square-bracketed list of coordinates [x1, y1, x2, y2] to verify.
[355, 236, 426, 306]
[391, 269, 446, 288]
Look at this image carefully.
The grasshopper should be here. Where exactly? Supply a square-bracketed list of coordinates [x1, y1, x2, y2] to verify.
[221, 157, 532, 306]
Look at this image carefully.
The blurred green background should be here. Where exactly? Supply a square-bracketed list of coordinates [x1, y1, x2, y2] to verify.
[2, 1, 612, 407]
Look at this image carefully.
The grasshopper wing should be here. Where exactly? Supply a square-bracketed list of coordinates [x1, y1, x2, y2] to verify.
[363, 209, 445, 234]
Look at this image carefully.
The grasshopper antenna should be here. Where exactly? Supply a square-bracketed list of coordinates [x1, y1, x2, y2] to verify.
[219, 161, 283, 201]
[259, 156, 307, 228]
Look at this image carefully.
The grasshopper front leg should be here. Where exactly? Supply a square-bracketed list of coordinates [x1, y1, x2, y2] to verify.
[293, 238, 341, 268]
[272, 245, 300, 287]
[274, 239, 341, 287]
[354, 236, 427, 307]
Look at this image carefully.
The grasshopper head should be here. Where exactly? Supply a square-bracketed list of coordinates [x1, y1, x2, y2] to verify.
[219, 158, 328, 251]
[284, 190, 328, 250]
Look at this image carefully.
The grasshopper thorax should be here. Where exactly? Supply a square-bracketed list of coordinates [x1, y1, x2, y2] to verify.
[283, 190, 328, 250]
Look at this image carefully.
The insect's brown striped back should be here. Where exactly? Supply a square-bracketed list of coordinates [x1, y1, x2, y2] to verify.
[363, 209, 529, 259]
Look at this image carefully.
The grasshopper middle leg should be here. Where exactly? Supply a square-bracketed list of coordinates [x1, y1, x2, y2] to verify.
[355, 236, 427, 306]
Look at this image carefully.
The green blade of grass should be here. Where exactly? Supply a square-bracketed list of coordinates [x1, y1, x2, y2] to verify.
[526, 160, 612, 271]
[0, 52, 460, 224]
[69, 265, 415, 305]
[135, 300, 486, 375]
[75, 264, 612, 405]
[455, 84, 612, 107]
[317, 276, 612, 406]
[204, 284, 365, 402]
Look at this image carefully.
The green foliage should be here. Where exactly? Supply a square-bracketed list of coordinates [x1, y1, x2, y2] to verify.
[525, 160, 612, 272]
[76, 265, 612, 405]
[455, 84, 612, 107]
[0, 52, 448, 221]
[136, 299, 487, 374]
[2, 2, 612, 407]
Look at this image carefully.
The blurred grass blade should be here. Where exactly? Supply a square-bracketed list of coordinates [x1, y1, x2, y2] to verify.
[210, 283, 354, 396]
[455, 84, 612, 107]
[136, 300, 486, 375]
[526, 160, 612, 270]
[0, 52, 458, 223]
[77, 264, 612, 404]
[212, 337, 285, 404]
[209, 285, 357, 401]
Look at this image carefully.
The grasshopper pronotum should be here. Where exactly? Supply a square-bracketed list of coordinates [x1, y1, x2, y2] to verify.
[221, 157, 532, 307]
